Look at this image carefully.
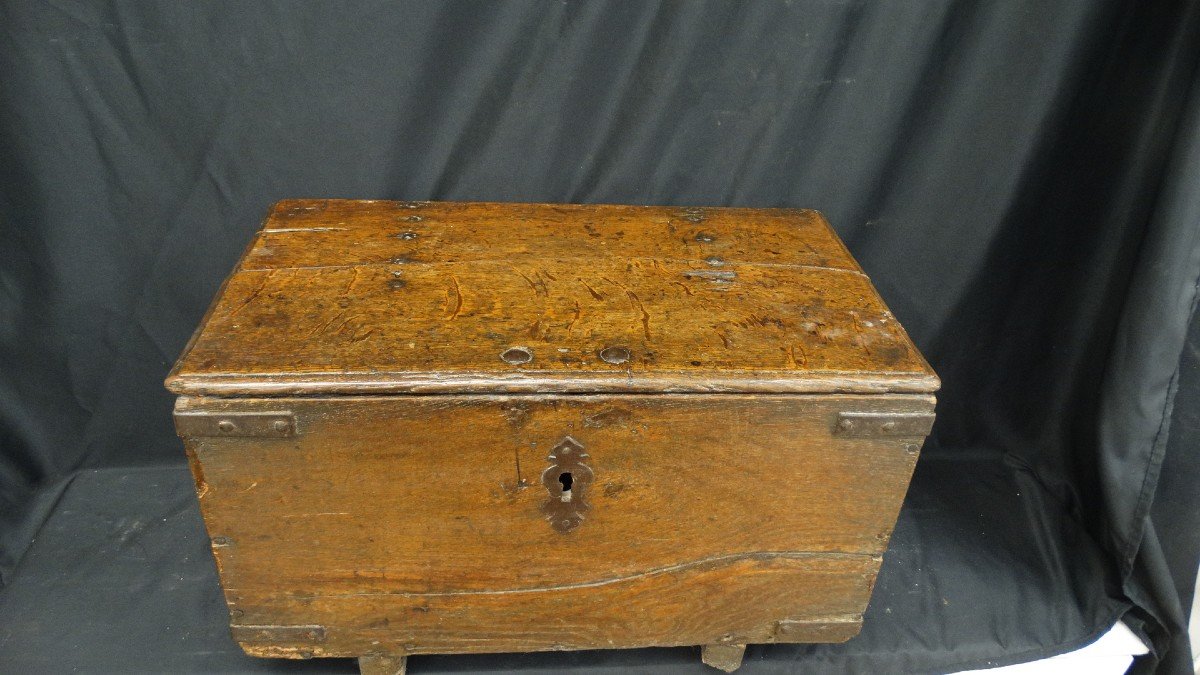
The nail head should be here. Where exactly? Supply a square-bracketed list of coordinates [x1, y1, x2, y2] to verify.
[501, 346, 534, 365]
[599, 346, 632, 365]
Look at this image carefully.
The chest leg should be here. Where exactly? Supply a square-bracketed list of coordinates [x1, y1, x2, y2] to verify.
[358, 655, 406, 675]
[702, 643, 747, 672]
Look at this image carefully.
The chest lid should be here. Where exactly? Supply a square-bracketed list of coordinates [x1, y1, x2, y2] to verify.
[166, 200, 938, 396]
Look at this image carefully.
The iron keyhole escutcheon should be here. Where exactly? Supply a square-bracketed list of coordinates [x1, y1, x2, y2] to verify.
[541, 436, 593, 532]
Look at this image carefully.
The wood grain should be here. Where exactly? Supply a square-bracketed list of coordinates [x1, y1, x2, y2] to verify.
[178, 393, 931, 657]
[166, 200, 937, 396]
[167, 200, 940, 667]
[247, 201, 861, 271]
[234, 556, 871, 658]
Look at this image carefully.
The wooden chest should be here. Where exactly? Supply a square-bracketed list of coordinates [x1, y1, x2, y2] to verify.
[166, 200, 938, 673]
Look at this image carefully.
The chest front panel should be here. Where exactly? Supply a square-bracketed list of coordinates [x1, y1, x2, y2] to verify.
[177, 393, 932, 657]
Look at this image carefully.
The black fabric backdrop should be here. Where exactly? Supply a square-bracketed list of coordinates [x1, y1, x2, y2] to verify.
[2, 1, 1199, 673]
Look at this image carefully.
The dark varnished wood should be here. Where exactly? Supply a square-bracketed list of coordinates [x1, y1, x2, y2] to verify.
[166, 201, 937, 396]
[168, 201, 938, 671]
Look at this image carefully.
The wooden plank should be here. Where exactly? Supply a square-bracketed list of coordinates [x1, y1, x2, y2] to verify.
[166, 201, 937, 396]
[243, 200, 862, 272]
[178, 393, 930, 656]
[232, 556, 872, 657]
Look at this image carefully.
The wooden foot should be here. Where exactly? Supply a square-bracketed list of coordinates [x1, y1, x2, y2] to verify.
[358, 654, 406, 675]
[701, 643, 746, 672]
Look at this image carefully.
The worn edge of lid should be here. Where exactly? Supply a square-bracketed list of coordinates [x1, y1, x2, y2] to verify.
[164, 200, 941, 397]
[166, 370, 940, 396]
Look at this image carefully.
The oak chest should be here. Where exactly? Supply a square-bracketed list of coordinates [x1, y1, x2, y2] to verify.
[166, 200, 938, 673]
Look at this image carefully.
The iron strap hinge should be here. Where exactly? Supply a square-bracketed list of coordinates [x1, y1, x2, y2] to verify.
[175, 411, 297, 438]
[834, 411, 935, 437]
[230, 624, 326, 643]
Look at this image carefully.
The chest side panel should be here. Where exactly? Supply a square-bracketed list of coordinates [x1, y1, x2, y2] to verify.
[178, 393, 933, 657]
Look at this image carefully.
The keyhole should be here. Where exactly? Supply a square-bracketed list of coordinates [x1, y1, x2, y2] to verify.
[559, 472, 573, 501]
